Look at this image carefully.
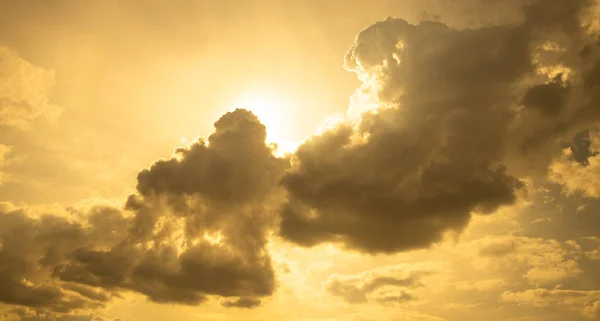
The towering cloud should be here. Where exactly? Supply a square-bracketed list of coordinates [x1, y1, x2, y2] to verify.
[279, 0, 600, 253]
[0, 110, 288, 315]
[56, 109, 288, 305]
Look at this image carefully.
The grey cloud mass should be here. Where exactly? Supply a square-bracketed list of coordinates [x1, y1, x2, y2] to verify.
[220, 297, 262, 309]
[279, 0, 600, 254]
[550, 129, 600, 197]
[56, 110, 287, 306]
[0, 110, 288, 316]
[0, 206, 126, 315]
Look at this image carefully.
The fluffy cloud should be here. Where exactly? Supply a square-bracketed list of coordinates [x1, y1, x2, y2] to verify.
[279, 0, 600, 254]
[0, 46, 60, 130]
[0, 110, 288, 316]
[136, 109, 286, 201]
[0, 205, 126, 315]
[55, 109, 287, 306]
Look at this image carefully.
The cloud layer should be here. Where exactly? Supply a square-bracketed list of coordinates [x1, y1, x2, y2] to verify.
[2, 0, 600, 319]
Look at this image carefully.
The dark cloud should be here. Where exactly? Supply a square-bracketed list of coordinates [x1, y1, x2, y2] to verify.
[281, 18, 527, 253]
[220, 297, 262, 309]
[0, 206, 125, 315]
[550, 129, 600, 198]
[279, 0, 600, 254]
[522, 75, 570, 117]
[0, 110, 288, 315]
[136, 109, 286, 203]
[54, 109, 287, 307]
[568, 130, 598, 165]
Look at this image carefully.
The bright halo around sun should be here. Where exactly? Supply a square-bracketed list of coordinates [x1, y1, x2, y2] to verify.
[232, 90, 299, 156]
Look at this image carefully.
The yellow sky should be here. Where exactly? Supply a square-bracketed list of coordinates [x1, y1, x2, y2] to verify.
[2, 1, 600, 321]
[0, 0, 377, 204]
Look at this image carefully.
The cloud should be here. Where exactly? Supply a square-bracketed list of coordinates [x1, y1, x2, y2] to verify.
[0, 144, 10, 184]
[521, 75, 570, 117]
[0, 46, 60, 130]
[550, 129, 600, 197]
[0, 201, 16, 212]
[581, 236, 600, 260]
[0, 205, 126, 315]
[0, 110, 288, 315]
[136, 108, 287, 203]
[2, 307, 117, 321]
[279, 0, 600, 254]
[501, 289, 600, 319]
[477, 239, 518, 257]
[53, 110, 287, 306]
[324, 264, 432, 304]
[471, 236, 583, 285]
[3, 0, 600, 319]
[220, 297, 262, 309]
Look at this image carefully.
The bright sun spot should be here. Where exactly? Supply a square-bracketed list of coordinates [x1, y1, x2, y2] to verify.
[233, 90, 299, 155]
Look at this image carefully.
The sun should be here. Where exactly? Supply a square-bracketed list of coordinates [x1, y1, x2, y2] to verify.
[232, 90, 298, 155]
[235, 91, 283, 135]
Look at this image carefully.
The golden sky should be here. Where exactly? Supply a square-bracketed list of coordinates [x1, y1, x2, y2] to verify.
[2, 0, 600, 320]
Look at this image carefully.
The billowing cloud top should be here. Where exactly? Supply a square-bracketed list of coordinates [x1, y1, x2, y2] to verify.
[280, 0, 600, 253]
[0, 110, 288, 316]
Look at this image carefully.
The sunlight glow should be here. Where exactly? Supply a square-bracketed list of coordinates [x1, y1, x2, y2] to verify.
[233, 89, 299, 156]
[203, 231, 224, 246]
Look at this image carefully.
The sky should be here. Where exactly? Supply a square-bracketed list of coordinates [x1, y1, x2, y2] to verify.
[1, 0, 600, 320]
